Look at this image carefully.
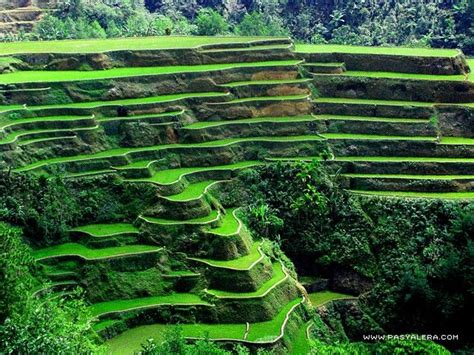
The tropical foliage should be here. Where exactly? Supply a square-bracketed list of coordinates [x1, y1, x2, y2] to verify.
[2, 0, 473, 55]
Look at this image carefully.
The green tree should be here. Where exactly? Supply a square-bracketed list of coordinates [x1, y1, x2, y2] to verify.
[195, 8, 229, 35]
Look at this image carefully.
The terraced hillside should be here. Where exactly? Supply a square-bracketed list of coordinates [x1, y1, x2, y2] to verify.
[0, 37, 473, 353]
[0, 0, 55, 35]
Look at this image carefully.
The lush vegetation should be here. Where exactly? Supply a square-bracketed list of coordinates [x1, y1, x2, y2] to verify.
[3, 0, 472, 55]
[0, 223, 102, 353]
[237, 161, 474, 350]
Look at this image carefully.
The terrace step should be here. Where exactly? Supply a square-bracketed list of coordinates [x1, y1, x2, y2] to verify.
[199, 44, 292, 53]
[161, 180, 219, 202]
[0, 92, 230, 114]
[140, 209, 221, 227]
[90, 294, 212, 319]
[103, 297, 304, 352]
[120, 160, 262, 183]
[69, 223, 140, 247]
[33, 243, 162, 261]
[303, 62, 346, 74]
[184, 115, 316, 130]
[18, 135, 77, 147]
[206, 262, 288, 299]
[221, 78, 311, 88]
[188, 242, 264, 271]
[0, 115, 96, 133]
[313, 70, 467, 81]
[13, 135, 325, 174]
[0, 125, 99, 146]
[351, 190, 474, 200]
[0, 60, 301, 85]
[344, 174, 474, 193]
[206, 208, 242, 237]
[313, 114, 435, 136]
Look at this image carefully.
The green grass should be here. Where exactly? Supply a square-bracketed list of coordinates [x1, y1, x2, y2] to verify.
[344, 173, 474, 180]
[207, 208, 241, 236]
[313, 114, 429, 123]
[351, 190, 474, 199]
[14, 136, 323, 173]
[184, 115, 315, 129]
[105, 323, 246, 354]
[0, 61, 301, 84]
[247, 298, 302, 342]
[90, 294, 210, 317]
[0, 92, 228, 113]
[222, 78, 310, 88]
[33, 243, 161, 261]
[295, 44, 460, 57]
[141, 210, 219, 226]
[206, 262, 286, 298]
[440, 137, 474, 145]
[189, 242, 263, 270]
[308, 291, 355, 307]
[0, 36, 284, 55]
[70, 223, 139, 237]
[332, 70, 465, 81]
[164, 180, 217, 201]
[321, 133, 435, 141]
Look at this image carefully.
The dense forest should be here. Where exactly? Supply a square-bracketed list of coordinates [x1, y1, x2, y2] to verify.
[4, 0, 474, 55]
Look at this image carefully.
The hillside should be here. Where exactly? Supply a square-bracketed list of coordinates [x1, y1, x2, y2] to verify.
[0, 36, 473, 354]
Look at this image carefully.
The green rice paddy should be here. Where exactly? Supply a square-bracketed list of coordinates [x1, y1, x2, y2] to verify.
[321, 133, 436, 141]
[105, 323, 246, 354]
[125, 161, 261, 184]
[206, 262, 286, 298]
[70, 223, 139, 237]
[164, 180, 217, 201]
[190, 242, 262, 270]
[312, 114, 429, 123]
[141, 210, 219, 226]
[295, 44, 460, 57]
[246, 297, 302, 341]
[334, 71, 465, 81]
[33, 243, 161, 261]
[0, 36, 283, 55]
[228, 94, 309, 103]
[14, 136, 324, 173]
[207, 208, 241, 236]
[308, 291, 355, 307]
[185, 115, 315, 129]
[440, 137, 474, 145]
[314, 97, 435, 107]
[0, 61, 301, 84]
[0, 92, 228, 113]
[90, 294, 211, 318]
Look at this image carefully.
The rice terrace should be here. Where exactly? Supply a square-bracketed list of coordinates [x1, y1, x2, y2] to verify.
[0, 1, 473, 354]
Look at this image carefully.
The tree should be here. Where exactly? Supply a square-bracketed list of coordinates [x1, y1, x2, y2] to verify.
[195, 8, 229, 36]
